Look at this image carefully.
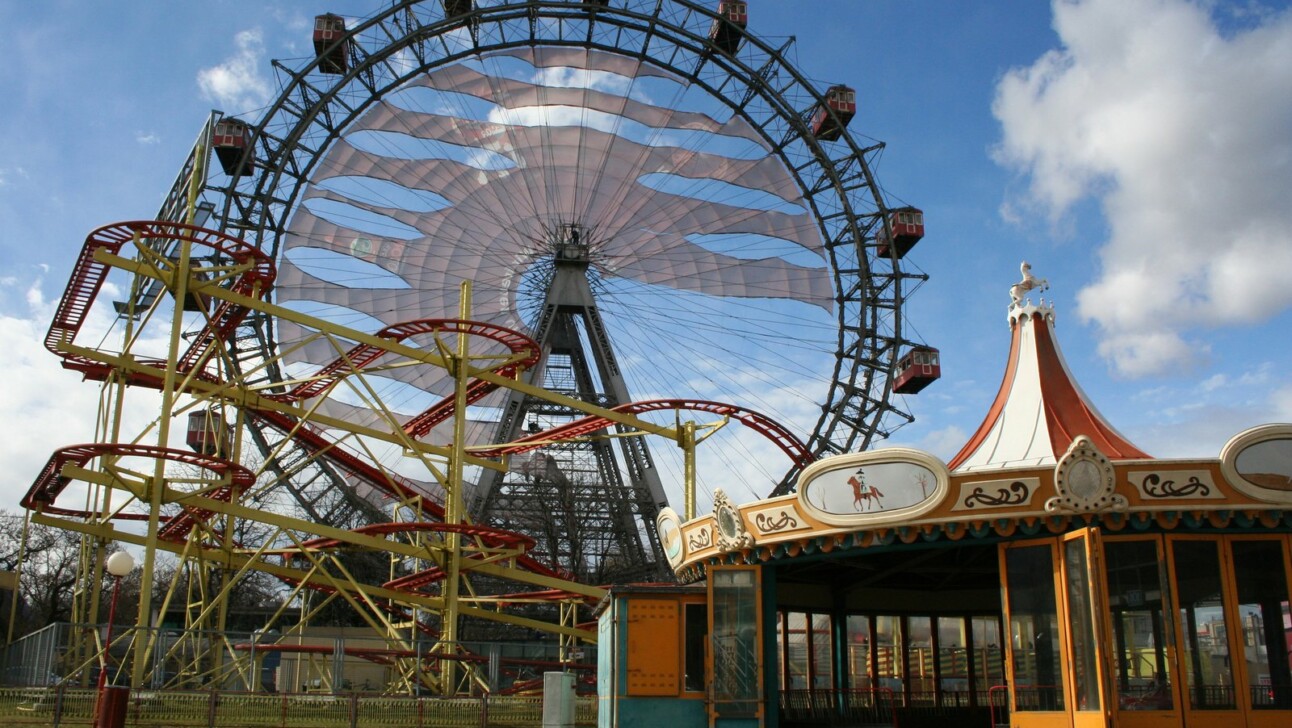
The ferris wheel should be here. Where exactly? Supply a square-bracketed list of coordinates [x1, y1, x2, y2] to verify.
[197, 0, 928, 579]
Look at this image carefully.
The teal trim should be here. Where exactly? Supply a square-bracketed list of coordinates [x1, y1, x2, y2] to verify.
[613, 697, 707, 728]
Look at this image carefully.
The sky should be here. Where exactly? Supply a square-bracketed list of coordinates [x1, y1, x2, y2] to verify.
[2, 0, 1292, 514]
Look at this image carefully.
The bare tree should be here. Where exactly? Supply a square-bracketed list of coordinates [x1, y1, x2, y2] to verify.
[0, 511, 84, 634]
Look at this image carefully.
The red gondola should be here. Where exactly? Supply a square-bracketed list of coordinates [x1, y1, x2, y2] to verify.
[708, 1, 747, 55]
[810, 85, 856, 142]
[444, 0, 474, 16]
[212, 118, 254, 177]
[186, 411, 230, 456]
[892, 346, 940, 395]
[313, 14, 349, 74]
[876, 206, 925, 260]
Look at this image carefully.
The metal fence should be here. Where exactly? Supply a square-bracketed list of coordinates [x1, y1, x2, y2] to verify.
[0, 686, 598, 727]
[1, 623, 595, 695]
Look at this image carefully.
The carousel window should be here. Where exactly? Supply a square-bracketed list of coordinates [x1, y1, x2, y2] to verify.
[907, 617, 935, 705]
[846, 615, 873, 690]
[875, 616, 905, 699]
[1173, 540, 1237, 709]
[1005, 545, 1064, 711]
[1105, 538, 1174, 711]
[1063, 538, 1101, 712]
[782, 612, 808, 689]
[811, 614, 833, 690]
[970, 616, 1006, 705]
[1231, 539, 1292, 709]
[937, 617, 970, 705]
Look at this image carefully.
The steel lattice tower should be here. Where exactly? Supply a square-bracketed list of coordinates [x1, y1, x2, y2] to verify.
[473, 225, 670, 584]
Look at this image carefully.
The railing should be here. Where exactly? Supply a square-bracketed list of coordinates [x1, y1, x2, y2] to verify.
[0, 687, 597, 727]
[1, 624, 595, 696]
[1011, 684, 1062, 711]
[780, 688, 897, 727]
[987, 685, 1009, 727]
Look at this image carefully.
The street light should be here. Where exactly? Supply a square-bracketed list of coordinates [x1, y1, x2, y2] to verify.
[95, 550, 135, 728]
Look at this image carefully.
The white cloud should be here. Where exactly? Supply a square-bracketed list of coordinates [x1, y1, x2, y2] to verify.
[1273, 384, 1292, 420]
[135, 131, 161, 145]
[197, 28, 273, 112]
[993, 0, 1292, 376]
[0, 275, 168, 509]
[0, 166, 27, 189]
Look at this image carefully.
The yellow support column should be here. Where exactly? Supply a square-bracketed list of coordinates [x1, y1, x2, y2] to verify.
[682, 421, 697, 521]
[441, 281, 472, 695]
[132, 229, 194, 687]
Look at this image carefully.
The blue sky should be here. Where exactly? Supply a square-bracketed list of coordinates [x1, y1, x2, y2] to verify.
[2, 0, 1292, 510]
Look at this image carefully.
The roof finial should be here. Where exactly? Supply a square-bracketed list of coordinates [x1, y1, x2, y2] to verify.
[1009, 261, 1049, 305]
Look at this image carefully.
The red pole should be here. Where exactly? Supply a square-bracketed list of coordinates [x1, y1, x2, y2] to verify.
[93, 575, 123, 719]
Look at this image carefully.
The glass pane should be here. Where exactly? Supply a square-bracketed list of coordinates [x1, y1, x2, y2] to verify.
[938, 617, 970, 707]
[972, 616, 1006, 706]
[1064, 537, 1101, 711]
[875, 616, 904, 701]
[1174, 540, 1236, 709]
[785, 612, 808, 689]
[846, 615, 872, 690]
[908, 617, 934, 705]
[1005, 545, 1064, 711]
[1231, 540, 1292, 709]
[1105, 540, 1173, 711]
[811, 614, 833, 689]
[711, 568, 759, 717]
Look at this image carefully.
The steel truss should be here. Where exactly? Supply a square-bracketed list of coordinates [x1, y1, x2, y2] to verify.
[26, 219, 807, 693]
[175, 1, 921, 531]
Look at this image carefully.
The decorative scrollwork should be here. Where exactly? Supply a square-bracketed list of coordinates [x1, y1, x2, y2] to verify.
[1141, 473, 1211, 498]
[754, 511, 799, 533]
[688, 527, 712, 550]
[963, 481, 1030, 508]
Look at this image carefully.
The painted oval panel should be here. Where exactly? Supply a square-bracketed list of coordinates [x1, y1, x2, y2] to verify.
[656, 507, 685, 568]
[1235, 438, 1292, 491]
[797, 449, 947, 524]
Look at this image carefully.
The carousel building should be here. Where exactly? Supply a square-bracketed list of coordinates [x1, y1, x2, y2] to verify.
[597, 270, 1292, 728]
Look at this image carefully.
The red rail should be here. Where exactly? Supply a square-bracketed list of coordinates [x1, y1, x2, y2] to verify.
[21, 443, 254, 530]
[475, 398, 814, 468]
[45, 221, 275, 376]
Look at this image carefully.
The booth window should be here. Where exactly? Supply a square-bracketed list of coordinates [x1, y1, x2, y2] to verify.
[711, 567, 761, 718]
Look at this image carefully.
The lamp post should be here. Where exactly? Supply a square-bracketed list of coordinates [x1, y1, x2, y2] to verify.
[94, 550, 135, 728]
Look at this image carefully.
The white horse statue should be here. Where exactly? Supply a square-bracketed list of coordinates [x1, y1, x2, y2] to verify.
[1009, 261, 1049, 304]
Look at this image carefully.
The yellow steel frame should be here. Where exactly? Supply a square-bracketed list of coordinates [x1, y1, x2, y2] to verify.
[28, 219, 709, 695]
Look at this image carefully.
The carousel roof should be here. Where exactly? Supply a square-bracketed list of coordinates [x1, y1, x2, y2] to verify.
[947, 264, 1149, 472]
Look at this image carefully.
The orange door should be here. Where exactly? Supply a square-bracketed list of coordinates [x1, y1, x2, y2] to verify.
[1000, 531, 1113, 728]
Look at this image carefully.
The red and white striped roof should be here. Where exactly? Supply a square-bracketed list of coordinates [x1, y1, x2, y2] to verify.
[948, 289, 1149, 472]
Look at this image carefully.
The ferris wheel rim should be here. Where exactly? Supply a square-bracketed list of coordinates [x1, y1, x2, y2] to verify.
[216, 0, 915, 498]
